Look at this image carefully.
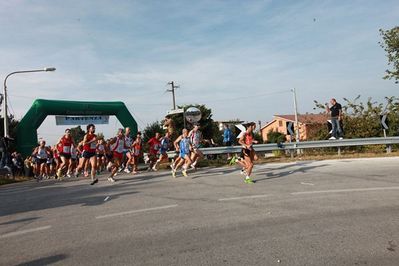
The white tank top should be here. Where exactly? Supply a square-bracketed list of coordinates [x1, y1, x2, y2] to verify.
[71, 146, 77, 159]
[111, 138, 125, 153]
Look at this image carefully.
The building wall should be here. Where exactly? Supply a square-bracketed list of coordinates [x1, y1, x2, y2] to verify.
[261, 118, 311, 142]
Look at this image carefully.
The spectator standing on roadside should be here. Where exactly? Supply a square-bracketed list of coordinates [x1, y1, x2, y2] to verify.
[223, 124, 233, 160]
[326, 98, 343, 140]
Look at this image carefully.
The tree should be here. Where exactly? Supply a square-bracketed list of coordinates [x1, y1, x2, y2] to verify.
[313, 96, 399, 139]
[70, 126, 85, 144]
[379, 27, 399, 83]
[166, 104, 217, 142]
[267, 130, 286, 144]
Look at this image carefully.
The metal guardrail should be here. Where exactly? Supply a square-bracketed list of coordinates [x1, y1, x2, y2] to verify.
[167, 137, 399, 156]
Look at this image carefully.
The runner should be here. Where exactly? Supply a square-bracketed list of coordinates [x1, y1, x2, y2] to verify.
[147, 132, 161, 171]
[108, 128, 127, 182]
[52, 145, 61, 178]
[172, 129, 193, 178]
[75, 124, 99, 185]
[123, 127, 133, 173]
[238, 122, 259, 184]
[130, 131, 143, 174]
[67, 144, 78, 177]
[56, 129, 76, 179]
[152, 131, 171, 171]
[189, 125, 203, 170]
[96, 139, 106, 173]
[32, 140, 51, 180]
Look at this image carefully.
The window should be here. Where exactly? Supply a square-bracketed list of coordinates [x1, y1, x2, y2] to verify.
[278, 120, 283, 127]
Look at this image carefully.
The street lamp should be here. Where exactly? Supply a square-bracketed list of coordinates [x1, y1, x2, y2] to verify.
[3, 67, 56, 137]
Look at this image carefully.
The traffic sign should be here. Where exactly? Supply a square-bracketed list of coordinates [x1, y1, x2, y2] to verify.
[380, 114, 389, 130]
[286, 121, 294, 136]
[167, 108, 184, 115]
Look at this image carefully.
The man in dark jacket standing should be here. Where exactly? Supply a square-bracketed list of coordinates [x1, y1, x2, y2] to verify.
[326, 98, 343, 140]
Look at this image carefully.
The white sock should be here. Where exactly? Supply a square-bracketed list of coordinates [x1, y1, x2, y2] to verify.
[245, 175, 250, 180]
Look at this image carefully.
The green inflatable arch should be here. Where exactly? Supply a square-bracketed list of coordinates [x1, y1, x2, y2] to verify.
[16, 99, 137, 157]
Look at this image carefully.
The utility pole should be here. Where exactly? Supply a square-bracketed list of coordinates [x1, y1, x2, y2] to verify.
[292, 88, 300, 143]
[167, 81, 179, 110]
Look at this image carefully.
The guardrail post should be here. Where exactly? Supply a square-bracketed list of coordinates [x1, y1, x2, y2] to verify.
[337, 147, 341, 156]
[386, 145, 392, 154]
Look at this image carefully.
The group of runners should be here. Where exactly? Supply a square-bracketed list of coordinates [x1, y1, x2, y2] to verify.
[30, 121, 259, 185]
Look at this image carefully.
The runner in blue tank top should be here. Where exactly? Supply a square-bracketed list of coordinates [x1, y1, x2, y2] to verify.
[172, 129, 193, 177]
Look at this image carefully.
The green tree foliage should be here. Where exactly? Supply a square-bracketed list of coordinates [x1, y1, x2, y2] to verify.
[313, 96, 399, 139]
[266, 130, 286, 144]
[70, 126, 85, 144]
[379, 27, 399, 83]
[142, 121, 165, 144]
[167, 104, 217, 142]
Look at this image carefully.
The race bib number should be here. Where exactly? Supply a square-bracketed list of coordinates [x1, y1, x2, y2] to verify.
[63, 146, 71, 153]
[90, 142, 97, 149]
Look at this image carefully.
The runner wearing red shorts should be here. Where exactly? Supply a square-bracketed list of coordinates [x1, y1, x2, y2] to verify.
[108, 128, 127, 182]
[147, 132, 161, 171]
[56, 128, 76, 179]
[75, 124, 98, 185]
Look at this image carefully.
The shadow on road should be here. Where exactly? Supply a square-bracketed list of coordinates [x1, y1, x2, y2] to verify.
[254, 163, 329, 182]
[0, 216, 40, 225]
[0, 181, 139, 217]
[15, 254, 68, 266]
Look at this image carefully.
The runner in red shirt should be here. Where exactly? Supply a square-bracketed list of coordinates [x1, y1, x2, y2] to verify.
[75, 124, 98, 185]
[238, 122, 259, 184]
[56, 128, 76, 179]
[147, 132, 161, 171]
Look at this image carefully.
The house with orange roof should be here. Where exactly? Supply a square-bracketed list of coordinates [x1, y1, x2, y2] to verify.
[260, 114, 328, 142]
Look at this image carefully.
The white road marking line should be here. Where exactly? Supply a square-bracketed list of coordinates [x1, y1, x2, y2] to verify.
[0, 226, 51, 239]
[218, 194, 270, 201]
[95, 204, 178, 219]
[104, 196, 110, 201]
[300, 182, 315, 186]
[291, 186, 399, 195]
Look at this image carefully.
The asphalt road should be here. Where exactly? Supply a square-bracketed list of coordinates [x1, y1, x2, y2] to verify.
[1, 157, 398, 266]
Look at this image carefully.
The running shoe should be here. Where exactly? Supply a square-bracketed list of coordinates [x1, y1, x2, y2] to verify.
[124, 168, 131, 173]
[171, 169, 176, 178]
[75, 172, 80, 178]
[244, 178, 255, 184]
[84, 171, 89, 178]
[108, 177, 116, 182]
[182, 170, 188, 177]
[90, 178, 99, 185]
[67, 173, 72, 178]
[152, 167, 158, 171]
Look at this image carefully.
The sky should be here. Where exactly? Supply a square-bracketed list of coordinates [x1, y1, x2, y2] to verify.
[0, 0, 398, 144]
